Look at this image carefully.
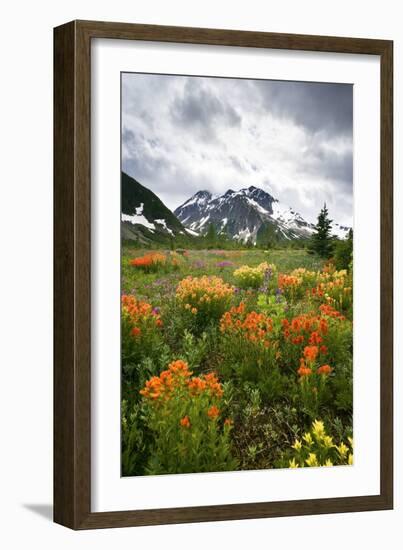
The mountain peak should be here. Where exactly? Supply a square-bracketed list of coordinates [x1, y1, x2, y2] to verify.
[195, 190, 212, 197]
[175, 184, 317, 244]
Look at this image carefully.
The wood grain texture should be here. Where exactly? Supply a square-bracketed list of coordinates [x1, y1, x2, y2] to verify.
[54, 21, 76, 528]
[54, 20, 393, 530]
[54, 20, 91, 529]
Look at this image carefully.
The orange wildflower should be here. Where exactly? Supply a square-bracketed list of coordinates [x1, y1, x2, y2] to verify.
[291, 318, 302, 332]
[140, 362, 224, 402]
[319, 303, 345, 320]
[220, 305, 274, 349]
[308, 331, 323, 345]
[122, 295, 162, 330]
[131, 326, 141, 337]
[129, 252, 166, 270]
[317, 364, 333, 375]
[278, 274, 302, 289]
[297, 366, 312, 376]
[303, 345, 319, 362]
[168, 359, 192, 377]
[188, 377, 207, 394]
[207, 405, 220, 420]
[180, 416, 191, 428]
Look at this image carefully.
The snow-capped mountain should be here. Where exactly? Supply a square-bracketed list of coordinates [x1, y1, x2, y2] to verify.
[332, 223, 351, 240]
[174, 186, 350, 244]
[122, 172, 351, 245]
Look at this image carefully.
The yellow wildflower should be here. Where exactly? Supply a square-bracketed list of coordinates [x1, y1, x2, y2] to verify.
[312, 419, 325, 439]
[289, 458, 299, 468]
[303, 432, 313, 446]
[305, 453, 318, 467]
[322, 435, 334, 448]
[292, 439, 302, 451]
[337, 443, 349, 458]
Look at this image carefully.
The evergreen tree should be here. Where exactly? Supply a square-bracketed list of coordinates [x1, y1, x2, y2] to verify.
[256, 223, 277, 250]
[309, 203, 334, 258]
[334, 228, 353, 270]
[206, 223, 217, 249]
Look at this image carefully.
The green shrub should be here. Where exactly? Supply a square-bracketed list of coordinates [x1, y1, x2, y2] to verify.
[140, 360, 237, 474]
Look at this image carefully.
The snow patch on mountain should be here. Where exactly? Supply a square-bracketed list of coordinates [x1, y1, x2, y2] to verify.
[155, 218, 174, 236]
[121, 211, 155, 232]
[185, 228, 200, 236]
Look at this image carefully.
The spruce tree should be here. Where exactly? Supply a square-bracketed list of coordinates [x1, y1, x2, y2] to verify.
[206, 223, 217, 249]
[309, 203, 334, 258]
[334, 228, 353, 269]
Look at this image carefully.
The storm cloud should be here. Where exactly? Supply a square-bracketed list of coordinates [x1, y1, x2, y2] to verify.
[122, 73, 353, 226]
[254, 80, 353, 138]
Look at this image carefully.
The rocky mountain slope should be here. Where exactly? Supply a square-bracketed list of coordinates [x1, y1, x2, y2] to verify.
[174, 186, 350, 244]
[175, 186, 310, 244]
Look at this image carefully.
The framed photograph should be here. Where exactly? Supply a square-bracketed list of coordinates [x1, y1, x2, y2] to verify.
[54, 20, 393, 529]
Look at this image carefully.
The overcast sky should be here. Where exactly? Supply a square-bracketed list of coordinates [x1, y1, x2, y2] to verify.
[122, 73, 353, 226]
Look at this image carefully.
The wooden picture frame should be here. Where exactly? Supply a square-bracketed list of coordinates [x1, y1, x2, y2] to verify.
[54, 20, 393, 529]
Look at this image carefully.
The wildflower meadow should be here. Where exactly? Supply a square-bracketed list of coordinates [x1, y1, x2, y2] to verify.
[121, 245, 353, 476]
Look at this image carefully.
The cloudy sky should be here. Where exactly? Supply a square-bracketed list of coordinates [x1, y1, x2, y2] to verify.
[122, 73, 353, 226]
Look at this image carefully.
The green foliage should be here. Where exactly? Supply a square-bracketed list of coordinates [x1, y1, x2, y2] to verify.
[141, 362, 238, 475]
[309, 203, 335, 258]
[229, 386, 301, 470]
[329, 359, 353, 414]
[121, 311, 164, 378]
[256, 223, 280, 249]
[121, 399, 150, 476]
[219, 348, 287, 403]
[297, 369, 333, 420]
[206, 223, 218, 249]
[256, 293, 288, 331]
[333, 229, 353, 270]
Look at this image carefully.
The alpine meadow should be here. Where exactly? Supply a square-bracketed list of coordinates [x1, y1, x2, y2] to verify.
[121, 73, 354, 476]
